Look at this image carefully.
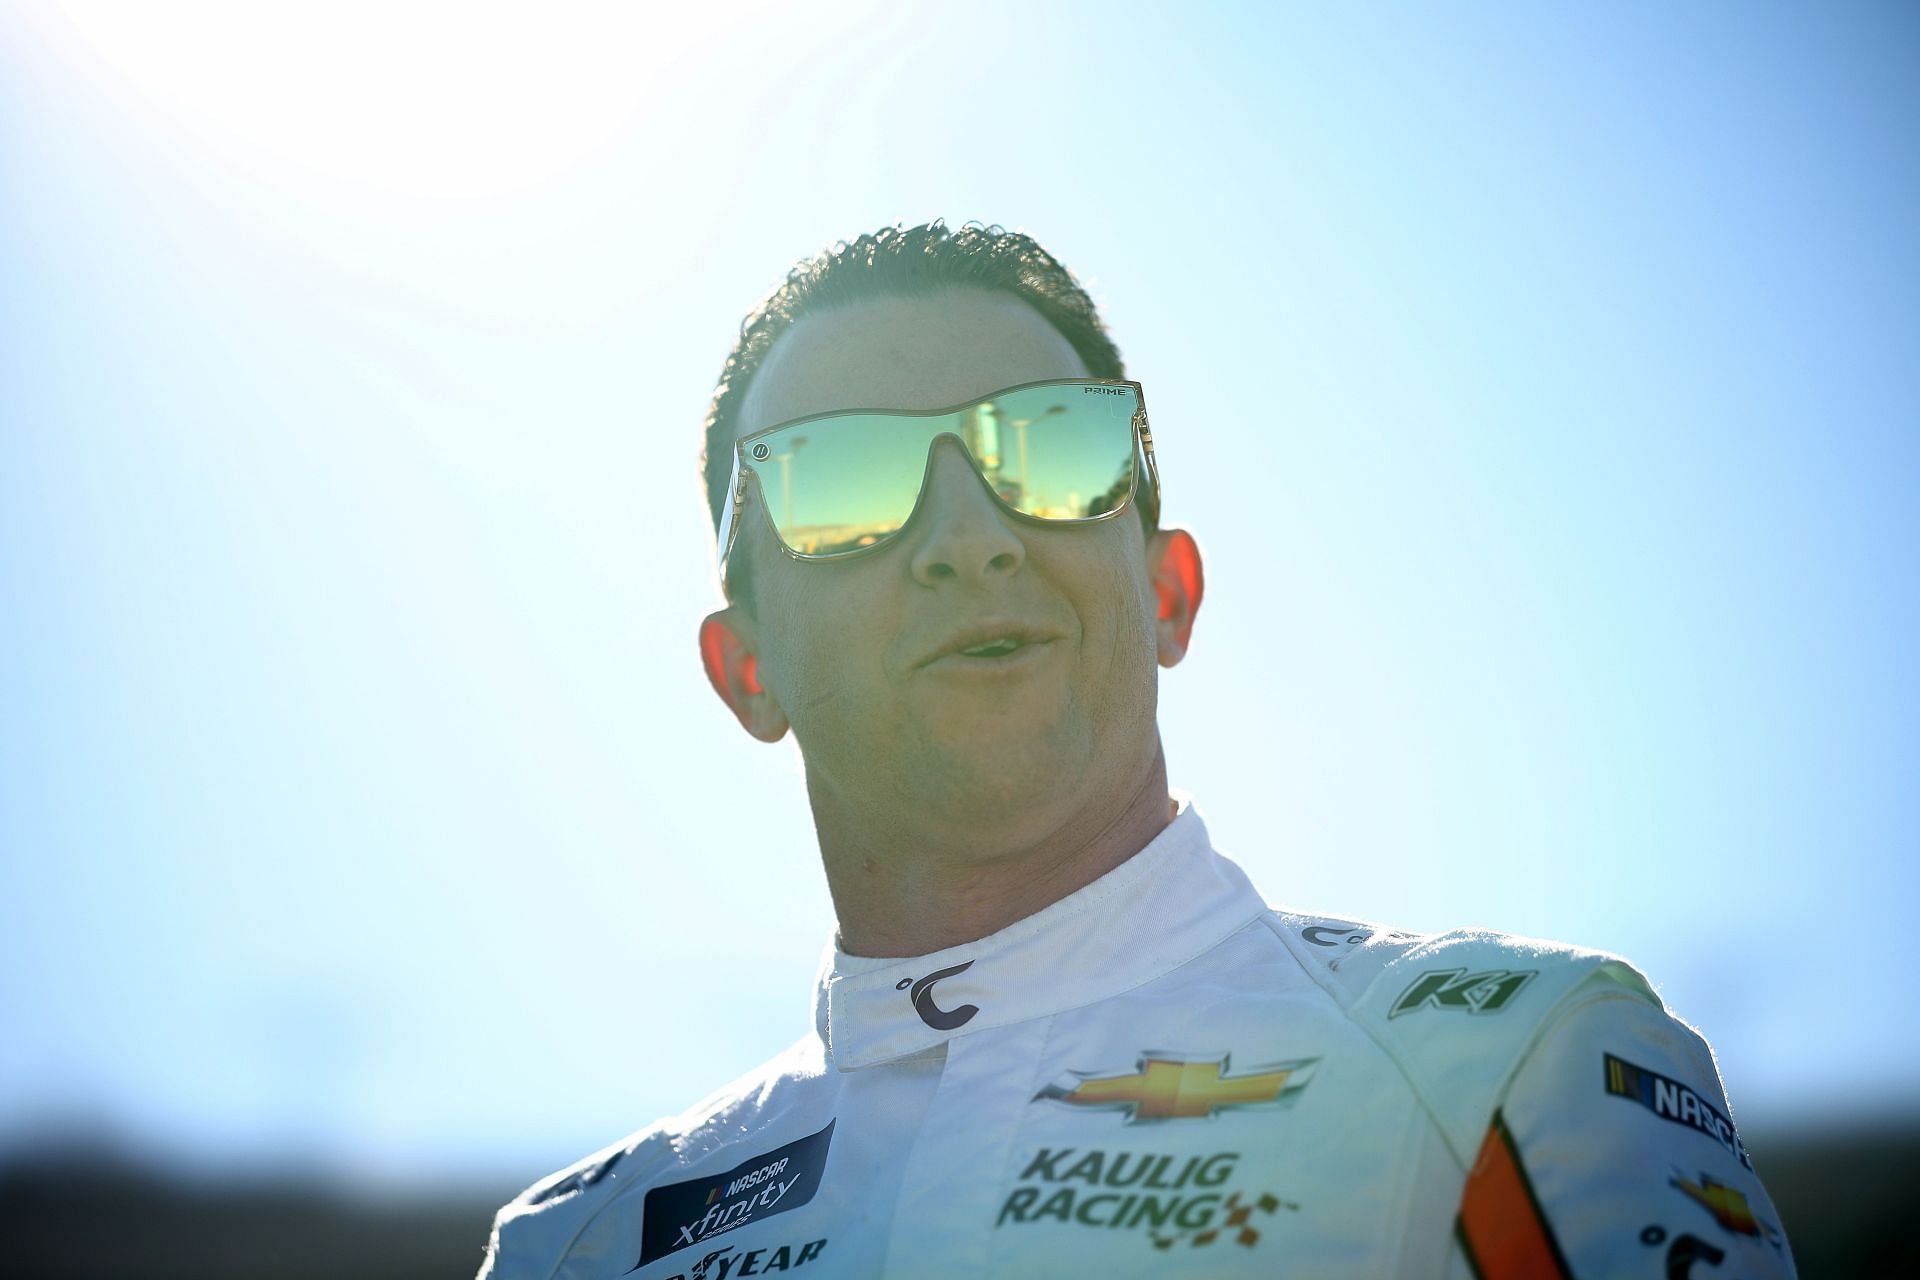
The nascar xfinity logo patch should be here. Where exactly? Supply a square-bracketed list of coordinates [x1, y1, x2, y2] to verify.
[1603, 1054, 1752, 1170]
[631, 1120, 835, 1270]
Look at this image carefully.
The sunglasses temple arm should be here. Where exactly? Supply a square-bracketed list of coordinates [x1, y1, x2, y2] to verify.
[1136, 408, 1163, 527]
[715, 452, 747, 577]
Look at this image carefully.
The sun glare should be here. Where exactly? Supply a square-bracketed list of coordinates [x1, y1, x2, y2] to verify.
[43, 3, 768, 214]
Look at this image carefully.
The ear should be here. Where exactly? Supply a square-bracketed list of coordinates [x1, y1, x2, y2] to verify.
[698, 609, 790, 743]
[1148, 528, 1205, 668]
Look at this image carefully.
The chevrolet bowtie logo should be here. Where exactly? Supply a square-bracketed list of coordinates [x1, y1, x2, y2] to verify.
[1034, 1053, 1320, 1123]
[1669, 1168, 1783, 1246]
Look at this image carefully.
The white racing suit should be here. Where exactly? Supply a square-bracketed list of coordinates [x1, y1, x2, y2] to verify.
[482, 800, 1794, 1278]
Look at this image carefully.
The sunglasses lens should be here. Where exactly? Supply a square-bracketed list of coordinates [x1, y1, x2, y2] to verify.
[748, 382, 1142, 558]
[750, 414, 936, 556]
[973, 383, 1139, 521]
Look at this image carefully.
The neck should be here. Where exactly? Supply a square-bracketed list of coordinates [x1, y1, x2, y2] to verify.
[811, 740, 1175, 958]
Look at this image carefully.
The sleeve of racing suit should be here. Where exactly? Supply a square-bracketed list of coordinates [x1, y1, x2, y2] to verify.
[1447, 990, 1796, 1279]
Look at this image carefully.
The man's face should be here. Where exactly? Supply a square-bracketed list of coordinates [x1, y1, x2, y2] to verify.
[709, 287, 1189, 840]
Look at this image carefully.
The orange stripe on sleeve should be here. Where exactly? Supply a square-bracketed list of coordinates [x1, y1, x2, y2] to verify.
[1455, 1111, 1573, 1280]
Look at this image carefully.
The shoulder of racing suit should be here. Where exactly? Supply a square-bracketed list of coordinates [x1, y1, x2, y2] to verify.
[1263, 908, 1668, 1169]
[479, 910, 1683, 1277]
[480, 1035, 825, 1280]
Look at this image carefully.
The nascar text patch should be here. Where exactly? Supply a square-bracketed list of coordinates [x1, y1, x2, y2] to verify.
[1602, 1054, 1751, 1169]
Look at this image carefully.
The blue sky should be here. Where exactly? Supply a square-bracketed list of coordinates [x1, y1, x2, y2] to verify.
[2, 2, 1914, 1187]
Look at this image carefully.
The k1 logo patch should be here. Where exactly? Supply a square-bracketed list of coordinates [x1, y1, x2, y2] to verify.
[1389, 968, 1536, 1018]
[631, 1120, 835, 1271]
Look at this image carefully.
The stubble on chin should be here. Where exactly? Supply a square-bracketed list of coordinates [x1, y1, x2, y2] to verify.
[893, 688, 1098, 830]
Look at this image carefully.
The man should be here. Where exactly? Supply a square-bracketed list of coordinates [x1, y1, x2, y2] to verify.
[480, 223, 1794, 1278]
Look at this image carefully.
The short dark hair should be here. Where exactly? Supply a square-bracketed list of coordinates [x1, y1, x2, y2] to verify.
[701, 221, 1136, 604]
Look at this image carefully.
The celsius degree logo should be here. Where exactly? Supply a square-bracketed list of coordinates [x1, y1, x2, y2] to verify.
[896, 961, 979, 1030]
[1302, 925, 1371, 948]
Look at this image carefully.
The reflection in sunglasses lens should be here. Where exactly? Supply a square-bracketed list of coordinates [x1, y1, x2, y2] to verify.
[766, 384, 1139, 557]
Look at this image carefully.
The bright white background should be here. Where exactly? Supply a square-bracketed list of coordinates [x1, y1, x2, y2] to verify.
[2, 2, 1914, 1190]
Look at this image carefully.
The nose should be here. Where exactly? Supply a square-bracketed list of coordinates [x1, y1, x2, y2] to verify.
[907, 436, 1026, 587]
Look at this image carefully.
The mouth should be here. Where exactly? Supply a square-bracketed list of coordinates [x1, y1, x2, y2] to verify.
[957, 636, 1025, 658]
[918, 622, 1059, 670]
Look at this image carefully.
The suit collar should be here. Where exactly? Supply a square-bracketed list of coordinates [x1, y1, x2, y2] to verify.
[811, 799, 1268, 1070]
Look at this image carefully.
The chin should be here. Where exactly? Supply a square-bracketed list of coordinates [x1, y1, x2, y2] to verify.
[908, 718, 1093, 814]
